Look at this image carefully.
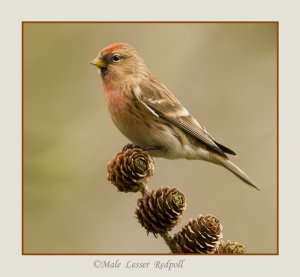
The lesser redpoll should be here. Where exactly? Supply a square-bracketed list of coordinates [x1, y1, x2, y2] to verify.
[91, 43, 259, 190]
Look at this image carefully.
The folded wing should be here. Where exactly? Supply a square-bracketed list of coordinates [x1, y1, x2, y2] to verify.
[133, 83, 236, 157]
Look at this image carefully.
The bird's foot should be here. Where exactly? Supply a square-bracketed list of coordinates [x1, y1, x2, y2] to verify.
[122, 143, 142, 151]
[122, 143, 158, 152]
[143, 146, 159, 151]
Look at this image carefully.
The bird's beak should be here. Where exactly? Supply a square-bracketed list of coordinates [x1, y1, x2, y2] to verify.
[90, 57, 105, 68]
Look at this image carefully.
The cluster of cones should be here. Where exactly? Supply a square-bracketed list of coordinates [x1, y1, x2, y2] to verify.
[107, 146, 246, 254]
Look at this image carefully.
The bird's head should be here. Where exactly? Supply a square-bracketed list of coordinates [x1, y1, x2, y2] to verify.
[91, 43, 148, 84]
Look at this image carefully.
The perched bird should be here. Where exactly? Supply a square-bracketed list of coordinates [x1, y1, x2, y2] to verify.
[91, 43, 259, 190]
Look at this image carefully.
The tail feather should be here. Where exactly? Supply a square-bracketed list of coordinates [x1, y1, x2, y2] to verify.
[210, 153, 260, 190]
[222, 159, 260, 190]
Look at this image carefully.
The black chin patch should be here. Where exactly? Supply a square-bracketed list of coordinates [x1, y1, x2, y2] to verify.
[101, 67, 108, 75]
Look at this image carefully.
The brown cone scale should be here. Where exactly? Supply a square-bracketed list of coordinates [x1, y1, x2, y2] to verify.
[173, 214, 223, 253]
[136, 187, 186, 236]
[214, 240, 246, 254]
[107, 148, 154, 192]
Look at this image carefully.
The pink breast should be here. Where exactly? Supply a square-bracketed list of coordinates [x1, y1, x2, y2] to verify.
[104, 88, 128, 118]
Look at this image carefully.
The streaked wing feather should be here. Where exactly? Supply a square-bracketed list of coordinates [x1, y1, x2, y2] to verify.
[214, 141, 237, 156]
[133, 85, 226, 156]
[146, 100, 226, 156]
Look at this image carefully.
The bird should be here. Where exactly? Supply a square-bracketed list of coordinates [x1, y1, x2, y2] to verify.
[91, 43, 259, 190]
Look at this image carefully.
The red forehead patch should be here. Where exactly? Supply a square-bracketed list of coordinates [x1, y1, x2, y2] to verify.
[101, 43, 125, 53]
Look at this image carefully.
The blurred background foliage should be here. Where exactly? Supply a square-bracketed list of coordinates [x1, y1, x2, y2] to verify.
[23, 22, 277, 253]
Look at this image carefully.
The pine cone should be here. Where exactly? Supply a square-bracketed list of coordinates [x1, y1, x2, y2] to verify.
[215, 240, 246, 254]
[136, 187, 186, 236]
[173, 214, 223, 253]
[107, 148, 154, 193]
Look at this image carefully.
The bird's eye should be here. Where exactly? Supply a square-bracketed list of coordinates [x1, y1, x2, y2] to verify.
[112, 54, 121, 62]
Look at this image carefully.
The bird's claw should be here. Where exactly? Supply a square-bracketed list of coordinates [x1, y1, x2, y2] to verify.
[122, 143, 158, 152]
[122, 143, 143, 151]
[143, 146, 159, 151]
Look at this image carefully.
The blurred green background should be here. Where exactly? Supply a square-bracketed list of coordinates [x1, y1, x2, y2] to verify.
[23, 22, 277, 254]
